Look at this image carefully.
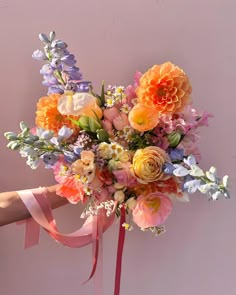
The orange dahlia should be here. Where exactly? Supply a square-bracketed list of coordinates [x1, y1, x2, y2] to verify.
[136, 62, 192, 113]
[35, 94, 79, 134]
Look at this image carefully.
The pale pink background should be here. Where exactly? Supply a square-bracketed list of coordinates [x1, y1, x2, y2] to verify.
[0, 0, 236, 294]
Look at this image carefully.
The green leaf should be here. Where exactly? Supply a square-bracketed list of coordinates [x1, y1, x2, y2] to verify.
[67, 117, 80, 126]
[100, 80, 105, 107]
[96, 129, 109, 142]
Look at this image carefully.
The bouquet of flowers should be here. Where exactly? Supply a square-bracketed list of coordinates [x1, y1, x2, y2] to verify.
[4, 31, 230, 294]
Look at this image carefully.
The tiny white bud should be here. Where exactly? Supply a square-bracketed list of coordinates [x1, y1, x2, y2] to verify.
[114, 190, 125, 202]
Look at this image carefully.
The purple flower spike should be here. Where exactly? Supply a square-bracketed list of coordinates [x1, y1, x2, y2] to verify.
[32, 50, 47, 61]
[168, 148, 184, 161]
[42, 153, 58, 168]
[61, 54, 76, 66]
[163, 163, 175, 175]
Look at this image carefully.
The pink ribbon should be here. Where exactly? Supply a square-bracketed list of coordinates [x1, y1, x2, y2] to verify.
[17, 187, 114, 248]
[16, 187, 124, 295]
[16, 187, 114, 294]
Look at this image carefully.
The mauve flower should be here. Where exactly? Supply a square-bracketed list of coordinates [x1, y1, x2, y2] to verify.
[103, 106, 119, 121]
[132, 192, 172, 228]
[42, 75, 58, 86]
[61, 54, 76, 66]
[42, 153, 58, 168]
[113, 162, 137, 187]
[113, 113, 129, 130]
[40, 64, 54, 75]
[102, 119, 113, 133]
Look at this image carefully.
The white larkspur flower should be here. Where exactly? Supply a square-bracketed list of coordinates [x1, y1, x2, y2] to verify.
[222, 175, 229, 187]
[173, 164, 189, 177]
[189, 165, 204, 177]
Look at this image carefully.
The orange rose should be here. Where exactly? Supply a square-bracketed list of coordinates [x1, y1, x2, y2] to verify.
[136, 62, 192, 113]
[128, 103, 159, 132]
[132, 146, 167, 183]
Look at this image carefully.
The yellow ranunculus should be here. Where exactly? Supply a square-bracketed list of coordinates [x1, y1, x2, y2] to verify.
[132, 146, 167, 183]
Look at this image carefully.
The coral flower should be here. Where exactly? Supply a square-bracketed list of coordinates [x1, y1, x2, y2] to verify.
[128, 103, 159, 132]
[132, 192, 172, 228]
[132, 146, 167, 183]
[56, 176, 85, 204]
[36, 94, 79, 134]
[136, 62, 192, 113]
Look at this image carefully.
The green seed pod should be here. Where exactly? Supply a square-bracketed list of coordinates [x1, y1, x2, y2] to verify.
[96, 129, 109, 142]
[167, 132, 181, 147]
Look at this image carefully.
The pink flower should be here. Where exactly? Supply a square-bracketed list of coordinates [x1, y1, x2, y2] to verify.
[102, 119, 113, 133]
[56, 176, 85, 204]
[124, 71, 142, 105]
[53, 159, 70, 183]
[113, 113, 129, 130]
[113, 162, 137, 187]
[103, 106, 119, 121]
[194, 111, 213, 128]
[132, 192, 172, 229]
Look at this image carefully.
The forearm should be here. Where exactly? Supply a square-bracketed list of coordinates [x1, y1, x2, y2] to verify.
[0, 185, 68, 227]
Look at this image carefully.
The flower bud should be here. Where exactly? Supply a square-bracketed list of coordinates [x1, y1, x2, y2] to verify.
[89, 117, 102, 133]
[49, 31, 56, 42]
[20, 121, 29, 132]
[114, 190, 125, 202]
[167, 132, 181, 147]
[4, 132, 18, 140]
[78, 116, 90, 131]
[39, 33, 50, 43]
[126, 197, 137, 210]
[7, 141, 21, 150]
[40, 130, 54, 140]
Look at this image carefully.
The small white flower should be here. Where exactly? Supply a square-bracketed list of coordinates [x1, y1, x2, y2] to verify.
[173, 164, 189, 177]
[189, 165, 204, 177]
[198, 183, 218, 194]
[222, 175, 229, 188]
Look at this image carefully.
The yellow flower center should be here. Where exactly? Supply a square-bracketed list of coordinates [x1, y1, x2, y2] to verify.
[145, 197, 161, 214]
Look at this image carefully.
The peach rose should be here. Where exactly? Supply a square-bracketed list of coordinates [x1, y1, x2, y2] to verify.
[132, 192, 172, 228]
[132, 146, 167, 183]
[128, 103, 159, 132]
[71, 151, 95, 183]
[136, 62, 192, 113]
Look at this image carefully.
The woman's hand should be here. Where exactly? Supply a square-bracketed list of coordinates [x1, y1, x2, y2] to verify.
[0, 185, 68, 226]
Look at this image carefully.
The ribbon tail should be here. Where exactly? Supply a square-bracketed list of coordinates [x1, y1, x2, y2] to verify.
[16, 218, 40, 249]
[114, 206, 126, 295]
[83, 215, 99, 285]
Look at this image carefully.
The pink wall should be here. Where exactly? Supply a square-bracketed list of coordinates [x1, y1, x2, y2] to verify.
[0, 0, 236, 294]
